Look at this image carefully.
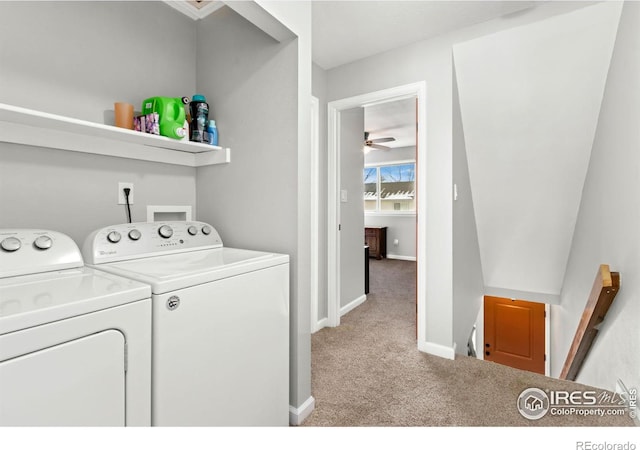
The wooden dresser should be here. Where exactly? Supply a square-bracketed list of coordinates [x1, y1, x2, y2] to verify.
[365, 227, 387, 260]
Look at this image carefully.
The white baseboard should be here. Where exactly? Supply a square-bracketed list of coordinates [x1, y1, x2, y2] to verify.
[313, 317, 328, 333]
[340, 294, 367, 317]
[289, 396, 315, 426]
[387, 254, 417, 261]
[418, 340, 456, 360]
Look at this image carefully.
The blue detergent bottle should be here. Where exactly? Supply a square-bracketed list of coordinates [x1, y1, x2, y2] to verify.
[207, 120, 219, 146]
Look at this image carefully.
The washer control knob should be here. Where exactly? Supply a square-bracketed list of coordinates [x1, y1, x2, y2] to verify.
[107, 231, 122, 243]
[33, 235, 53, 250]
[128, 229, 142, 241]
[202, 225, 212, 235]
[187, 226, 198, 236]
[158, 225, 173, 239]
[1, 237, 21, 252]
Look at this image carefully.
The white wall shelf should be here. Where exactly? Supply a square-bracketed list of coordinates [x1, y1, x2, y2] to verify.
[0, 103, 230, 167]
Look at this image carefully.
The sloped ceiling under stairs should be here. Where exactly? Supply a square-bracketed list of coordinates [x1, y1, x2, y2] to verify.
[453, 2, 622, 300]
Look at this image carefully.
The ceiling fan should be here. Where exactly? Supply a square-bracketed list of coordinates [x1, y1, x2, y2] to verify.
[364, 131, 395, 151]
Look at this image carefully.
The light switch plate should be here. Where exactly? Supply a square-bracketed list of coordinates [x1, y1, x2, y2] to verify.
[341, 189, 348, 203]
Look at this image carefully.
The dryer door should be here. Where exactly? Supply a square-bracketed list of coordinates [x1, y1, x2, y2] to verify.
[0, 329, 126, 426]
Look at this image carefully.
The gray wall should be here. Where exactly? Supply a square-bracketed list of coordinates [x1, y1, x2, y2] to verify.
[0, 1, 197, 245]
[195, 7, 297, 252]
[324, 1, 593, 352]
[551, 2, 640, 391]
[339, 108, 365, 308]
[364, 145, 417, 260]
[194, 6, 304, 405]
[364, 215, 415, 260]
[312, 62, 329, 321]
[326, 31, 455, 350]
[0, 146, 196, 245]
[247, 1, 314, 414]
[0, 1, 195, 122]
[452, 65, 484, 356]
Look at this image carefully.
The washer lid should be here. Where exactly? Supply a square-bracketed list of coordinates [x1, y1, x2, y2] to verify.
[93, 247, 289, 294]
[0, 267, 150, 335]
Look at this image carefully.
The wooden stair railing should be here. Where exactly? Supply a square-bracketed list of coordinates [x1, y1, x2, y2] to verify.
[560, 264, 620, 381]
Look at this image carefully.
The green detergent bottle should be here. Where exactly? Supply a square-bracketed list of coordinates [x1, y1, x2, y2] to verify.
[141, 97, 188, 139]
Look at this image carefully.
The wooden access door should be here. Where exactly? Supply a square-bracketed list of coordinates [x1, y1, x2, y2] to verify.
[484, 296, 545, 375]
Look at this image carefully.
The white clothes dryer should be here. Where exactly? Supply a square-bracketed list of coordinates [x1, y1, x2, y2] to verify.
[83, 221, 290, 426]
[0, 229, 152, 426]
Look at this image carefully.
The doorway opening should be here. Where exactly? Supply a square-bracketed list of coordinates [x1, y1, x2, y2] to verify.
[364, 99, 417, 333]
[327, 82, 428, 351]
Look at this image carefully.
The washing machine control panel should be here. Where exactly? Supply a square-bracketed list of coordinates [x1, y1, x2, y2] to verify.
[0, 229, 84, 278]
[83, 221, 223, 264]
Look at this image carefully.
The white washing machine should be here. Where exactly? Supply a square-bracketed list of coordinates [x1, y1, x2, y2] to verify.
[0, 229, 152, 426]
[82, 221, 290, 426]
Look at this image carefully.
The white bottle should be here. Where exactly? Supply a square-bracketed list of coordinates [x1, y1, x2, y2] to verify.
[181, 119, 189, 141]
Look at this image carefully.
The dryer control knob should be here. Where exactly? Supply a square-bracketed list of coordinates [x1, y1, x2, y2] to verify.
[158, 225, 173, 239]
[33, 235, 53, 250]
[1, 237, 21, 252]
[202, 225, 212, 235]
[107, 231, 122, 243]
[128, 229, 142, 241]
[187, 226, 198, 236]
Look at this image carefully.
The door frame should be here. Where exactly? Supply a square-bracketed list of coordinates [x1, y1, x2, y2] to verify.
[310, 96, 321, 332]
[327, 82, 427, 349]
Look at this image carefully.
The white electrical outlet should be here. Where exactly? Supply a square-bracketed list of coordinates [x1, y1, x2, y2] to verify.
[393, 239, 399, 246]
[118, 182, 134, 205]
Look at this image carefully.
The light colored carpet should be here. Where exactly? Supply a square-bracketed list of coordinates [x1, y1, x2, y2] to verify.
[304, 259, 633, 427]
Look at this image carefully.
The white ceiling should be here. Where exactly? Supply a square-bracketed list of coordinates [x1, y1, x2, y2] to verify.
[454, 2, 622, 296]
[315, 1, 539, 151]
[364, 98, 416, 149]
[312, 1, 536, 70]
